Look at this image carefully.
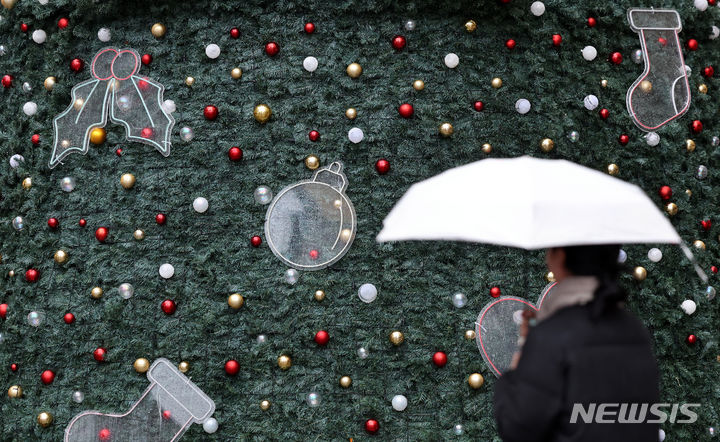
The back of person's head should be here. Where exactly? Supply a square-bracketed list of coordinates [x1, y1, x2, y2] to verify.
[562, 244, 627, 317]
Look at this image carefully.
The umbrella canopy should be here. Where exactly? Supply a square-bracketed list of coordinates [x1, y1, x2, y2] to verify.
[377, 156, 681, 248]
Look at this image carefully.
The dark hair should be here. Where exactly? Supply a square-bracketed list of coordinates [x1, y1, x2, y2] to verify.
[560, 244, 627, 317]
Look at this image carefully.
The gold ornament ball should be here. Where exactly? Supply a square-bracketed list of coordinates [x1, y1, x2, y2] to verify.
[389, 331, 405, 346]
[685, 139, 696, 152]
[120, 173, 136, 189]
[44, 76, 56, 91]
[340, 228, 352, 242]
[314, 289, 326, 301]
[540, 138, 554, 153]
[228, 293, 244, 309]
[37, 412, 53, 428]
[346, 63, 363, 79]
[491, 77, 503, 89]
[686, 189, 692, 197]
[54, 250, 68, 264]
[178, 361, 190, 373]
[133, 358, 150, 373]
[665, 202, 678, 216]
[601, 79, 608, 88]
[89, 127, 107, 145]
[133, 229, 145, 241]
[253, 104, 272, 123]
[22, 177, 32, 189]
[699, 84, 708, 94]
[468, 373, 485, 389]
[151, 23, 167, 38]
[640, 80, 653, 93]
[413, 79, 425, 91]
[185, 76, 195, 87]
[464, 329, 476, 340]
[339, 376, 352, 388]
[482, 143, 492, 154]
[8, 385, 22, 398]
[278, 355, 292, 370]
[345, 107, 357, 120]
[607, 164, 619, 176]
[694, 240, 706, 250]
[545, 271, 556, 282]
[91, 286, 104, 299]
[73, 98, 84, 111]
[439, 123, 454, 137]
[260, 400, 271, 411]
[465, 20, 477, 32]
[304, 155, 320, 170]
[1, 0, 17, 9]
[633, 266, 647, 281]
[231, 67, 243, 79]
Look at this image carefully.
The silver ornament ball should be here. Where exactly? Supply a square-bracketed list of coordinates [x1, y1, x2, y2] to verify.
[567, 131, 579, 143]
[180, 126, 194, 142]
[631, 49, 643, 64]
[11, 216, 24, 230]
[61, 176, 76, 192]
[357, 347, 369, 359]
[72, 391, 84, 403]
[27, 311, 43, 327]
[284, 268, 299, 285]
[404, 19, 416, 31]
[306, 392, 321, 407]
[118, 283, 134, 299]
[253, 186, 273, 205]
[696, 165, 708, 180]
[454, 424, 464, 436]
[452, 293, 467, 308]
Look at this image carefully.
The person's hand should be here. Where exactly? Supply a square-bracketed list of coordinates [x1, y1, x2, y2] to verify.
[509, 309, 537, 370]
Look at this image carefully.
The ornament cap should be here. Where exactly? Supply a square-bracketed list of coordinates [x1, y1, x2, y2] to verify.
[313, 162, 347, 192]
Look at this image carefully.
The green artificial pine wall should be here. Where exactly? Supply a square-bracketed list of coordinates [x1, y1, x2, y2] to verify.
[0, 0, 719, 440]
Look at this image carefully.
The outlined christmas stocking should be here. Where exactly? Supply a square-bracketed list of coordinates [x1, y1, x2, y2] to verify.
[50, 47, 174, 168]
[65, 359, 215, 442]
[626, 8, 691, 131]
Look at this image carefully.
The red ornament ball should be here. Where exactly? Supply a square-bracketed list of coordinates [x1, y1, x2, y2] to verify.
[115, 148, 123, 156]
[552, 34, 562, 47]
[687, 39, 699, 51]
[162, 410, 172, 420]
[711, 0, 717, 5]
[63, 312, 75, 324]
[225, 359, 240, 375]
[701, 220, 712, 231]
[141, 54, 152, 65]
[57, 18, 69, 29]
[161, 299, 177, 315]
[228, 146, 243, 162]
[265, 42, 280, 56]
[314, 330, 330, 346]
[31, 134, 40, 145]
[704, 66, 714, 78]
[691, 120, 703, 133]
[587, 17, 597, 27]
[308, 130, 320, 142]
[658, 37, 667, 47]
[712, 265, 719, 274]
[155, 213, 167, 225]
[618, 134, 629, 145]
[686, 334, 697, 344]
[41, 370, 55, 385]
[78, 219, 87, 227]
[473, 101, 484, 112]
[610, 52, 623, 65]
[398, 103, 414, 118]
[375, 158, 390, 175]
[392, 35, 406, 50]
[95, 227, 109, 242]
[204, 105, 218, 120]
[304, 22, 315, 34]
[658, 185, 672, 200]
[141, 127, 153, 138]
[250, 235, 262, 247]
[365, 419, 379, 434]
[25, 269, 39, 283]
[70, 58, 84, 72]
[309, 249, 319, 260]
[230, 27, 240, 39]
[99, 429, 111, 441]
[20, 23, 28, 33]
[490, 286, 501, 298]
[10, 363, 18, 372]
[93, 347, 106, 361]
[48, 217, 59, 230]
[599, 108, 610, 120]
[505, 39, 516, 50]
[0, 303, 7, 319]
[1, 74, 12, 88]
[137, 79, 150, 91]
[432, 351, 448, 367]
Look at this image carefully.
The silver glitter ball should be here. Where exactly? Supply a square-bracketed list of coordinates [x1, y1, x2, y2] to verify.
[631, 48, 643, 64]
[357, 347, 369, 359]
[567, 131, 579, 142]
[11, 216, 24, 230]
[27, 311, 43, 327]
[60, 176, 76, 192]
[179, 126, 194, 142]
[696, 165, 709, 179]
[117, 95, 131, 111]
[454, 424, 464, 436]
[72, 391, 84, 403]
[713, 136, 720, 147]
[22, 82, 32, 92]
[452, 293, 467, 308]
[284, 268, 299, 285]
[256, 334, 267, 344]
[306, 392, 321, 407]
[706, 286, 716, 301]
[404, 19, 416, 31]
[118, 283, 134, 299]
[254, 186, 273, 205]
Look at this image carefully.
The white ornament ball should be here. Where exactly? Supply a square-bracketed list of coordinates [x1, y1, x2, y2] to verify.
[581, 46, 597, 61]
[256, 334, 267, 344]
[9, 154, 24, 168]
[444, 53, 459, 68]
[60, 176, 76, 192]
[710, 25, 720, 40]
[357, 347, 369, 359]
[23, 101, 38, 116]
[358, 283, 378, 303]
[98, 27, 111, 42]
[645, 132, 660, 146]
[159, 263, 175, 279]
[659, 429, 665, 442]
[205, 43, 221, 59]
[162, 99, 176, 113]
[391, 394, 408, 411]
[193, 197, 209, 213]
[530, 1, 545, 16]
[303, 56, 318, 72]
[72, 391, 84, 403]
[583, 94, 599, 110]
[348, 127, 364, 144]
[285, 268, 299, 285]
[695, 0, 709, 11]
[647, 248, 662, 263]
[680, 299, 697, 315]
[32, 30, 47, 44]
[202, 417, 218, 434]
[515, 98, 531, 114]
[617, 249, 627, 264]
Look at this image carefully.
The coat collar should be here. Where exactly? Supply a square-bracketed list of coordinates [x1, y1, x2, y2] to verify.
[537, 276, 598, 322]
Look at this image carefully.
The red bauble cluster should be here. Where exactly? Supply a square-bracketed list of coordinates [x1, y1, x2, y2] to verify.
[703, 66, 714, 78]
[41, 370, 55, 385]
[93, 347, 107, 361]
[31, 134, 40, 145]
[95, 227, 109, 242]
[551, 34, 562, 47]
[230, 27, 240, 39]
[304, 22, 315, 34]
[599, 108, 610, 120]
[473, 101, 484, 112]
[609, 52, 622, 65]
[265, 42, 279, 56]
[1, 74, 12, 88]
[618, 134, 629, 145]
[58, 18, 69, 29]
[398, 103, 414, 118]
[161, 299, 177, 315]
[308, 130, 320, 141]
[70, 58, 84, 72]
[686, 334, 697, 344]
[228, 146, 243, 162]
[658, 185, 672, 200]
[490, 286, 501, 298]
[505, 39, 516, 50]
[0, 303, 7, 319]
[48, 217, 59, 230]
[250, 235, 262, 247]
[587, 17, 597, 27]
[63, 312, 75, 324]
[25, 269, 39, 283]
[701, 220, 712, 231]
[375, 158, 390, 175]
[687, 39, 699, 51]
[432, 351, 447, 367]
[204, 105, 218, 120]
[392, 35, 406, 50]
[225, 359, 240, 375]
[365, 419, 379, 434]
[141, 54, 152, 65]
[691, 120, 703, 133]
[314, 330, 330, 346]
[79, 219, 87, 227]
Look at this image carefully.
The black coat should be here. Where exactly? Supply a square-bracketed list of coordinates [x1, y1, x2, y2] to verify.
[493, 304, 659, 442]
